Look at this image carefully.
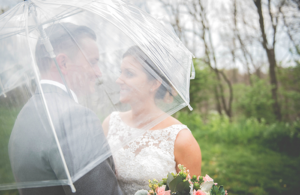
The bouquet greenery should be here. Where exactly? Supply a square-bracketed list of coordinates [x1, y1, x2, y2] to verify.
[135, 165, 227, 195]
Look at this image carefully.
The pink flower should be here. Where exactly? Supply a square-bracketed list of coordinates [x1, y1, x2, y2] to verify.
[156, 186, 171, 195]
[193, 189, 206, 195]
[203, 174, 213, 182]
[186, 174, 193, 184]
[186, 174, 191, 180]
[164, 190, 171, 195]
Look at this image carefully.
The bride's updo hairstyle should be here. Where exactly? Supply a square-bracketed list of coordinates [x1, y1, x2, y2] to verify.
[123, 46, 173, 101]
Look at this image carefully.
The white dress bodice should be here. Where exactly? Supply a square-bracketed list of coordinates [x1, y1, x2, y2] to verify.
[107, 112, 189, 195]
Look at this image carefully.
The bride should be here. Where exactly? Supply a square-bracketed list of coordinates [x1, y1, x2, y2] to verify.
[103, 46, 201, 195]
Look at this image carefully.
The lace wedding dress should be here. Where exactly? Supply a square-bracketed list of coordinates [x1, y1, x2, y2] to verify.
[107, 112, 189, 195]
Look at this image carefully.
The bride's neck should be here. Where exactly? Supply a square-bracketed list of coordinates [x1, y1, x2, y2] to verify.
[129, 99, 163, 128]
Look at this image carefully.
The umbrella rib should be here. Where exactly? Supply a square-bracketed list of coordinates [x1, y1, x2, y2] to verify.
[23, 3, 76, 192]
[0, 9, 83, 40]
[0, 79, 6, 97]
[0, 3, 22, 38]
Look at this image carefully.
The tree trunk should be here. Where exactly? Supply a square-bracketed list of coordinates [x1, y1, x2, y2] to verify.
[267, 48, 281, 120]
[213, 84, 222, 115]
[253, 0, 282, 120]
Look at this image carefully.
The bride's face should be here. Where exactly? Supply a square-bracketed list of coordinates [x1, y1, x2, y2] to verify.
[116, 56, 156, 104]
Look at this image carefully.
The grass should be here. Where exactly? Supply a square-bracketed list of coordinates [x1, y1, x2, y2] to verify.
[199, 141, 300, 195]
[176, 111, 300, 195]
[0, 190, 18, 195]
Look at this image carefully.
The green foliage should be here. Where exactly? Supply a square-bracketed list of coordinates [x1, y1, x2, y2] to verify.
[279, 89, 300, 120]
[156, 165, 219, 195]
[148, 179, 160, 192]
[261, 120, 300, 156]
[210, 185, 226, 195]
[277, 64, 300, 121]
[184, 59, 216, 112]
[166, 165, 191, 195]
[176, 111, 300, 155]
[176, 111, 263, 145]
[193, 182, 200, 190]
[166, 173, 174, 187]
[187, 58, 300, 123]
[233, 77, 276, 123]
[168, 176, 190, 195]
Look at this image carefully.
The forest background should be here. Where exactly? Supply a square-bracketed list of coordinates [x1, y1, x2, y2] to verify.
[0, 0, 300, 195]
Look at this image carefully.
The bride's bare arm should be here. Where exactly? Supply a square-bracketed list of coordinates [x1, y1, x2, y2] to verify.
[174, 129, 202, 176]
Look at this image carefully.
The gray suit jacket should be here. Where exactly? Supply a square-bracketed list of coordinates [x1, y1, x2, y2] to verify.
[9, 84, 123, 195]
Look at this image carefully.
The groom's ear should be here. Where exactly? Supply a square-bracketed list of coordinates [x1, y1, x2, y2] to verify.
[54, 53, 69, 75]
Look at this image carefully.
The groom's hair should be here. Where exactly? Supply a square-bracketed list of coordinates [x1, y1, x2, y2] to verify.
[35, 23, 96, 73]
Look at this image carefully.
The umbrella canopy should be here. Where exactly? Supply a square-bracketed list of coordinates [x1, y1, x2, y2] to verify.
[0, 0, 194, 192]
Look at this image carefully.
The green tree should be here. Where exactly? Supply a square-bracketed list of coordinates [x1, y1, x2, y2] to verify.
[234, 77, 276, 123]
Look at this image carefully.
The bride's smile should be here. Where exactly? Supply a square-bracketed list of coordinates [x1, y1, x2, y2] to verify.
[116, 55, 160, 105]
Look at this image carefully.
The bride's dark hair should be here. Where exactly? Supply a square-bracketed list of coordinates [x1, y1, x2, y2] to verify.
[123, 46, 171, 100]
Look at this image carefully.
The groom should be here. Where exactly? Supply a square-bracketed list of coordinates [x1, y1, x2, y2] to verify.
[8, 23, 123, 195]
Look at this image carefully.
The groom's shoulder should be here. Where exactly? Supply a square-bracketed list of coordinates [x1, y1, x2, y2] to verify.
[60, 103, 100, 125]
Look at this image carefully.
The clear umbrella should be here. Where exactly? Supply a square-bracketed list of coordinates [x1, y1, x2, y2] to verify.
[0, 0, 194, 192]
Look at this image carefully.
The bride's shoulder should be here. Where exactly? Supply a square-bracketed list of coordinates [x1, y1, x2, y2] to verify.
[167, 116, 182, 125]
[154, 116, 182, 129]
[102, 115, 111, 136]
[167, 117, 195, 150]
[102, 111, 123, 135]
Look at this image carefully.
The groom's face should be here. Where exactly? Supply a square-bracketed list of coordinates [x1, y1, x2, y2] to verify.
[65, 37, 101, 96]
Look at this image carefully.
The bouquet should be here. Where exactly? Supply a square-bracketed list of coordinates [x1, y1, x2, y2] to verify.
[135, 164, 227, 195]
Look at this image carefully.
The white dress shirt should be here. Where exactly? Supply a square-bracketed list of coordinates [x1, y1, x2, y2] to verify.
[40, 80, 78, 103]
